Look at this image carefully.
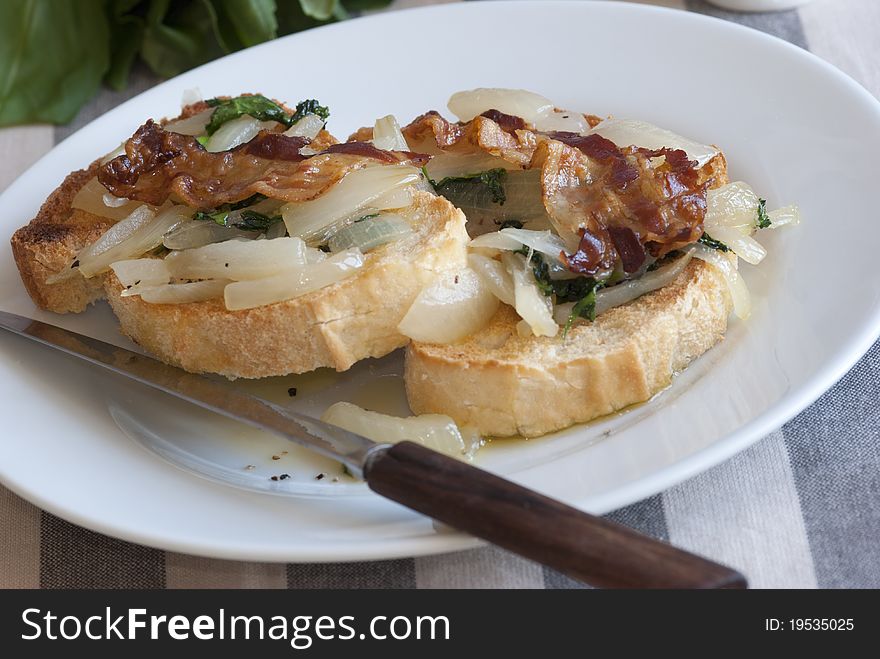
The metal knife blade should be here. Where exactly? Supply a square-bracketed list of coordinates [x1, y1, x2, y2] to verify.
[0, 309, 386, 478]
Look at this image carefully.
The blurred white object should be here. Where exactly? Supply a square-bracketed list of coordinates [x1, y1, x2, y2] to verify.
[706, 0, 814, 10]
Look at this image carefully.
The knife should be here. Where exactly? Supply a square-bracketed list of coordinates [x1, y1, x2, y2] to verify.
[0, 309, 746, 589]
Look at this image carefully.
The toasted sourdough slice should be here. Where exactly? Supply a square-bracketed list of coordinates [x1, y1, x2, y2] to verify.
[11, 161, 113, 313]
[405, 259, 731, 437]
[10, 97, 339, 315]
[104, 191, 467, 378]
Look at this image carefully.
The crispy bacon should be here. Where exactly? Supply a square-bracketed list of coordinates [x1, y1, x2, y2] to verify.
[349, 110, 537, 168]
[479, 109, 526, 132]
[535, 134, 723, 275]
[98, 121, 429, 209]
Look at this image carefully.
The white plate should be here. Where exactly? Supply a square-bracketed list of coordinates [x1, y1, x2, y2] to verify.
[1, 1, 879, 562]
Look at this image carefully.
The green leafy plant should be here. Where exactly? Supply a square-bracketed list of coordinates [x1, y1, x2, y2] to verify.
[0, 0, 391, 127]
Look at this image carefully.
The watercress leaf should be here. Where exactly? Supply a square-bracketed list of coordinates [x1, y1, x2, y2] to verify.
[434, 168, 507, 206]
[756, 198, 772, 229]
[213, 0, 278, 50]
[205, 94, 292, 134]
[140, 0, 225, 79]
[291, 98, 330, 123]
[698, 233, 730, 252]
[104, 0, 145, 91]
[299, 0, 341, 21]
[0, 0, 109, 126]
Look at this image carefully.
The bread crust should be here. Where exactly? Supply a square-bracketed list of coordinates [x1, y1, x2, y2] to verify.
[405, 259, 732, 437]
[10, 161, 112, 313]
[104, 192, 468, 378]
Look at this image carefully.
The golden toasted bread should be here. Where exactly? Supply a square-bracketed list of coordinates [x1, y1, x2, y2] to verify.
[405, 259, 731, 437]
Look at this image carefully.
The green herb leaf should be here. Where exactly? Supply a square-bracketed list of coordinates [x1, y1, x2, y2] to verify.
[212, 0, 278, 50]
[756, 198, 772, 229]
[564, 288, 599, 338]
[527, 252, 599, 302]
[233, 210, 281, 231]
[291, 98, 330, 124]
[140, 0, 225, 79]
[204, 94, 291, 134]
[0, 0, 109, 126]
[435, 168, 507, 206]
[699, 233, 730, 252]
[299, 0, 339, 21]
[104, 0, 145, 91]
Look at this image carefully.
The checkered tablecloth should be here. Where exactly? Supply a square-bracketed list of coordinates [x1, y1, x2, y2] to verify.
[1, 0, 878, 589]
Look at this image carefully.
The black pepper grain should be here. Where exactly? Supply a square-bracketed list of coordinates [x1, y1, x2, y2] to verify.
[287, 387, 297, 397]
[279, 473, 290, 480]
[315, 473, 325, 480]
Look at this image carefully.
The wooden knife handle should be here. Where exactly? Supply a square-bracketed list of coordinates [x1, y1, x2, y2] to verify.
[365, 441, 747, 589]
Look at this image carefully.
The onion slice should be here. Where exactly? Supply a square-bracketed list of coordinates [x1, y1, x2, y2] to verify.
[164, 109, 213, 136]
[138, 279, 230, 305]
[110, 258, 171, 295]
[448, 88, 553, 124]
[398, 268, 499, 344]
[281, 164, 420, 244]
[467, 253, 515, 306]
[593, 251, 693, 316]
[327, 214, 412, 253]
[164, 237, 308, 281]
[163, 221, 256, 250]
[283, 114, 324, 141]
[502, 252, 558, 337]
[469, 227, 571, 260]
[693, 243, 750, 319]
[590, 118, 720, 168]
[71, 177, 145, 221]
[322, 402, 482, 460]
[224, 249, 365, 311]
[206, 116, 278, 152]
[372, 115, 409, 151]
[79, 205, 189, 278]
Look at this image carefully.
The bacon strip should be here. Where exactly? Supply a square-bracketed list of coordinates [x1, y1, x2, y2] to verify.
[537, 133, 722, 275]
[98, 120, 430, 209]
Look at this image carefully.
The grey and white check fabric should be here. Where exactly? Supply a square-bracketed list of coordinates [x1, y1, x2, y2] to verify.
[1, 0, 878, 589]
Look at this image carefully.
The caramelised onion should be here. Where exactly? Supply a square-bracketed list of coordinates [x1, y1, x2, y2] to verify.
[704, 226, 767, 265]
[693, 243, 750, 319]
[372, 115, 409, 151]
[590, 118, 720, 168]
[283, 113, 324, 141]
[502, 252, 557, 337]
[79, 205, 191, 277]
[424, 153, 517, 181]
[593, 250, 694, 316]
[163, 221, 256, 250]
[71, 177, 145, 220]
[705, 182, 762, 234]
[224, 248, 365, 311]
[767, 204, 801, 229]
[398, 268, 499, 344]
[205, 116, 278, 152]
[321, 402, 483, 460]
[467, 253, 514, 306]
[533, 110, 590, 135]
[447, 88, 590, 135]
[449, 88, 553, 124]
[327, 214, 412, 253]
[110, 258, 171, 295]
[138, 279, 230, 305]
[469, 227, 570, 260]
[164, 237, 308, 281]
[164, 109, 213, 136]
[281, 164, 420, 244]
